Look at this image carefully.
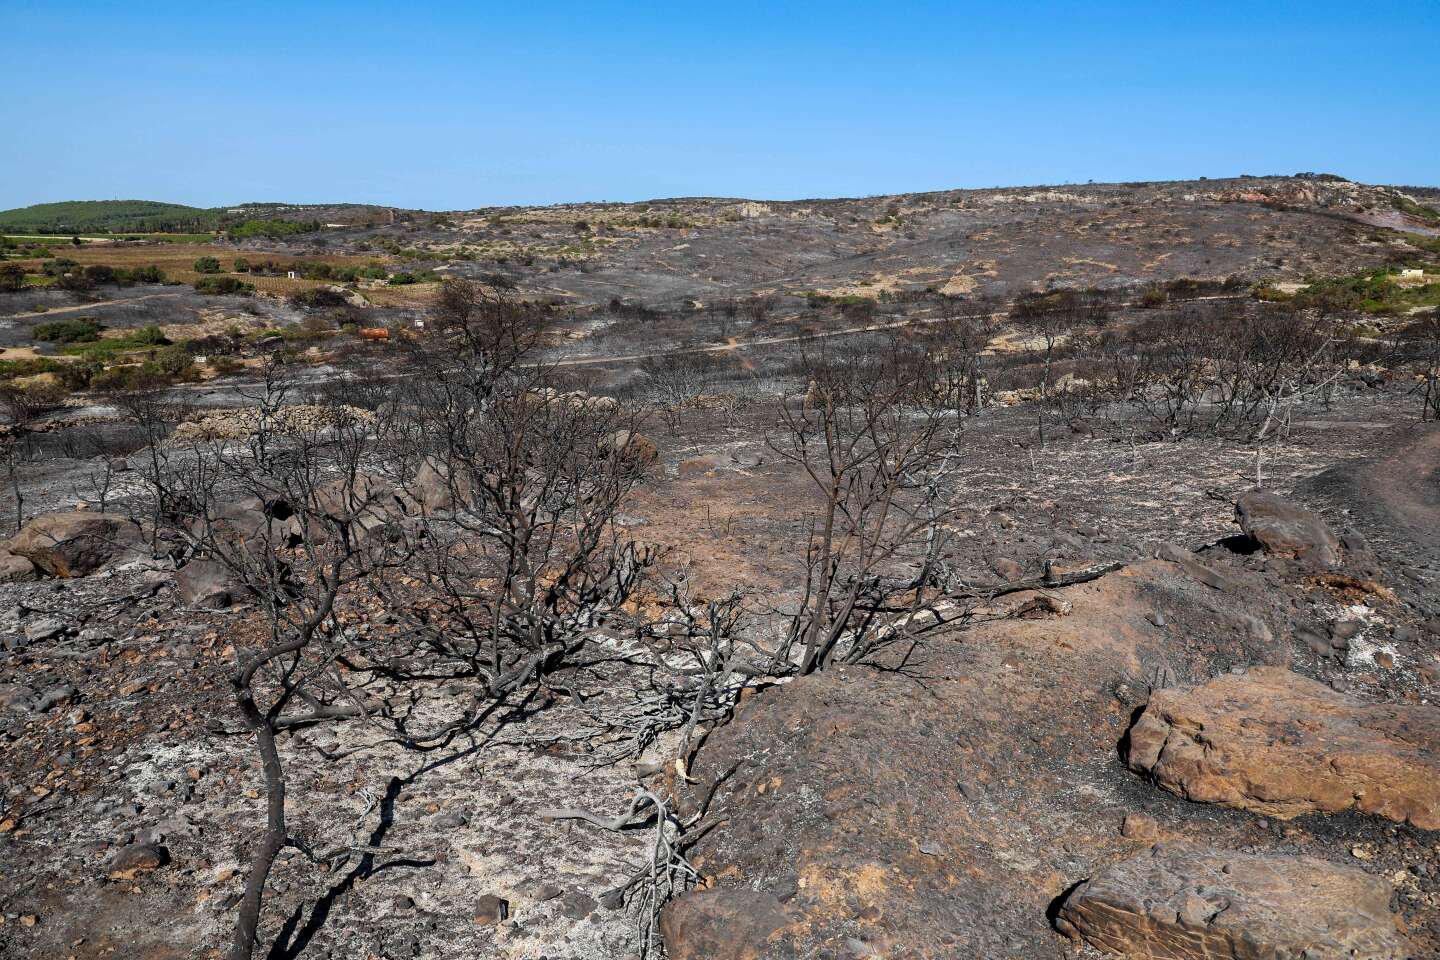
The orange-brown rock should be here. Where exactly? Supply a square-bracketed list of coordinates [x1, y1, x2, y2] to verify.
[1126, 667, 1440, 828]
[8, 511, 142, 577]
[1056, 843, 1406, 960]
[1234, 491, 1341, 567]
[660, 889, 794, 960]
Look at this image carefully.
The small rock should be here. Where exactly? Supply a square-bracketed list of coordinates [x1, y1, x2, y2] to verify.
[990, 557, 1024, 581]
[106, 843, 168, 880]
[0, 553, 35, 583]
[474, 893, 510, 924]
[24, 618, 64, 643]
[559, 891, 597, 919]
[1329, 619, 1363, 641]
[1296, 626, 1335, 658]
[527, 883, 562, 902]
[34, 684, 77, 712]
[1120, 813, 1160, 841]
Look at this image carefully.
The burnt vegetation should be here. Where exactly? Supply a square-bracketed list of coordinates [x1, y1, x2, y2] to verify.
[2, 176, 1440, 960]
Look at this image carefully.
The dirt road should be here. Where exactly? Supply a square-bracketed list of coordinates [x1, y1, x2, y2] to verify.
[1, 292, 186, 322]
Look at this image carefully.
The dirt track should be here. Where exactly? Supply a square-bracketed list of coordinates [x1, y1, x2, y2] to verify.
[1310, 422, 1440, 584]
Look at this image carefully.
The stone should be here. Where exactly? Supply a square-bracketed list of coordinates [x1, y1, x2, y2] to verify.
[600, 430, 659, 473]
[9, 511, 143, 577]
[1330, 619, 1363, 641]
[661, 889, 794, 960]
[106, 843, 168, 880]
[1126, 667, 1440, 828]
[1296, 625, 1338, 658]
[0, 552, 35, 582]
[23, 618, 65, 643]
[0, 683, 35, 712]
[175, 559, 240, 609]
[1120, 814, 1160, 842]
[34, 684, 76, 712]
[990, 556, 1024, 581]
[1055, 844, 1406, 960]
[558, 891, 597, 919]
[313, 472, 406, 538]
[473, 893, 510, 924]
[1152, 542, 1241, 593]
[1234, 491, 1341, 568]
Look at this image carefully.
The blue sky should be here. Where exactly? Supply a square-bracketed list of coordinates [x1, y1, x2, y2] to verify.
[2, 1, 1436, 210]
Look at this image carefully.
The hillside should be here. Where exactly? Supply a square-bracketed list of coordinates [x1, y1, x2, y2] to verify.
[0, 199, 400, 235]
[0, 199, 218, 234]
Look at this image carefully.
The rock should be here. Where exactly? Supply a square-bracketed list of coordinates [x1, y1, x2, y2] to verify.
[525, 883, 562, 902]
[175, 560, 240, 609]
[1330, 619, 1363, 641]
[1151, 542, 1241, 593]
[313, 472, 406, 538]
[990, 556, 1024, 581]
[1296, 625, 1336, 657]
[1126, 667, 1440, 828]
[0, 552, 35, 582]
[408, 458, 472, 514]
[473, 893, 510, 924]
[1234, 491, 1341, 567]
[661, 889, 793, 960]
[0, 683, 35, 712]
[8, 511, 143, 577]
[600, 430, 659, 473]
[106, 843, 168, 880]
[34, 683, 76, 712]
[558, 891, 597, 919]
[1120, 814, 1160, 841]
[23, 617, 65, 643]
[1055, 844, 1406, 960]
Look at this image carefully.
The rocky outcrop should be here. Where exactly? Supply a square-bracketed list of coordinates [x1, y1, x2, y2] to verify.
[660, 889, 794, 960]
[1126, 667, 1440, 828]
[1056, 844, 1406, 960]
[8, 511, 142, 577]
[1234, 491, 1341, 567]
[672, 560, 1300, 958]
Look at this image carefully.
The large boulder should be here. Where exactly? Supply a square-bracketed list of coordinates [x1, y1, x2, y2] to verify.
[1234, 490, 1341, 567]
[660, 889, 794, 960]
[1056, 844, 1406, 960]
[8, 511, 142, 577]
[1126, 666, 1440, 828]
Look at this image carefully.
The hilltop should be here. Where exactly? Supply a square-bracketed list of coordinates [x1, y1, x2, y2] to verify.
[0, 199, 399, 235]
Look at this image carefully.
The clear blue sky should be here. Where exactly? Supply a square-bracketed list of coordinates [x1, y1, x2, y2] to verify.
[3, 1, 1436, 210]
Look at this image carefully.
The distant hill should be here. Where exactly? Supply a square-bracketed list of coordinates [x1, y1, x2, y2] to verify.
[0, 200, 222, 234]
[0, 199, 403, 235]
